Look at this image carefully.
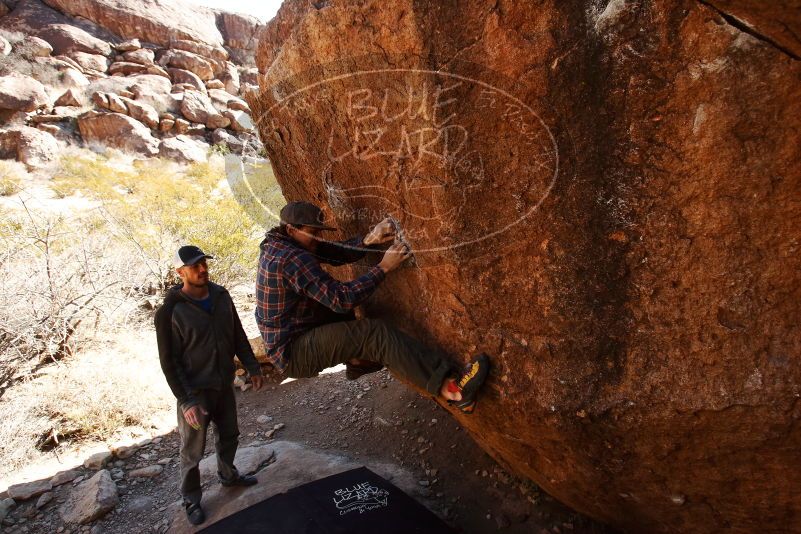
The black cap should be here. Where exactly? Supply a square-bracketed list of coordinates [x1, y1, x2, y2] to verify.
[174, 245, 213, 268]
[280, 201, 337, 231]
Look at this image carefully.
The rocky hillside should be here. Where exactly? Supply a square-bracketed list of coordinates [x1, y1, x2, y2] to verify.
[0, 0, 265, 167]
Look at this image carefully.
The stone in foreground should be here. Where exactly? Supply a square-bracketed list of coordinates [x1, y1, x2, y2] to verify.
[60, 469, 119, 524]
[7, 478, 52, 501]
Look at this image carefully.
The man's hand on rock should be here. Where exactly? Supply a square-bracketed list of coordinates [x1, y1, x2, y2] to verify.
[378, 242, 411, 273]
[364, 217, 396, 246]
[183, 405, 208, 431]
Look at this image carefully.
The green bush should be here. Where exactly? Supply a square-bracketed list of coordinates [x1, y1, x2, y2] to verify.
[53, 153, 280, 290]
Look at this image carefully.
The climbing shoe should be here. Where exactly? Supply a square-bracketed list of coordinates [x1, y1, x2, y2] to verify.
[220, 474, 258, 487]
[449, 352, 490, 414]
[184, 501, 205, 526]
[345, 360, 384, 380]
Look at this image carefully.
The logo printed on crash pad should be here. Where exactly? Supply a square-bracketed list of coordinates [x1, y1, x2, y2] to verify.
[333, 481, 390, 515]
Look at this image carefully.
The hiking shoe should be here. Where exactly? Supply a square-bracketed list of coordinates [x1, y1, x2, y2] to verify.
[345, 360, 384, 380]
[449, 353, 490, 414]
[220, 474, 258, 487]
[184, 501, 205, 526]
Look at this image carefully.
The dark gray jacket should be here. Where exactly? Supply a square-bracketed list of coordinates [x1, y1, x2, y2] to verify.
[155, 282, 261, 410]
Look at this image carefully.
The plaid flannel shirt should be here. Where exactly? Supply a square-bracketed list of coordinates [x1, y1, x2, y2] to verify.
[255, 229, 385, 371]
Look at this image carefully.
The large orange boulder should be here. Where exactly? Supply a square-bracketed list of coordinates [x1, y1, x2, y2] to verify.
[247, 0, 801, 532]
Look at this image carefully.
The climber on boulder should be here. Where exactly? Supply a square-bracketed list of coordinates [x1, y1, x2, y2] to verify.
[255, 200, 490, 413]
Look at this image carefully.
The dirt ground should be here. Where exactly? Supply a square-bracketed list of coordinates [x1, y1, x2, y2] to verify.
[3, 364, 616, 534]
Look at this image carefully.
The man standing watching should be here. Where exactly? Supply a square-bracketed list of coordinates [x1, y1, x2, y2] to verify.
[256, 201, 490, 413]
[155, 245, 264, 526]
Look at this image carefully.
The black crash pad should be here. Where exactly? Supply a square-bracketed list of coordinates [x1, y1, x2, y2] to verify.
[199, 466, 454, 533]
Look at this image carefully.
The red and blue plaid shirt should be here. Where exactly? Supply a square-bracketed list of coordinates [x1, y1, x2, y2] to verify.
[255, 229, 385, 371]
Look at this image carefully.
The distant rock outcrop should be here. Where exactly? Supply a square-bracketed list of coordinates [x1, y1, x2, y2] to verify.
[77, 111, 159, 155]
[0, 125, 59, 167]
[248, 1, 801, 533]
[37, 22, 111, 55]
[0, 73, 49, 112]
[0, 0, 265, 167]
[42, 0, 224, 48]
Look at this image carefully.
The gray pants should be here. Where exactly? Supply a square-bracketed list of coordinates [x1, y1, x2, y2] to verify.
[176, 387, 240, 504]
[286, 318, 452, 395]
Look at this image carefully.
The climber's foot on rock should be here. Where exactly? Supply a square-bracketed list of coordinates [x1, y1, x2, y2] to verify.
[447, 352, 490, 414]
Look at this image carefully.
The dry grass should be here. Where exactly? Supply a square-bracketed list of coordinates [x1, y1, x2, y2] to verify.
[0, 330, 173, 481]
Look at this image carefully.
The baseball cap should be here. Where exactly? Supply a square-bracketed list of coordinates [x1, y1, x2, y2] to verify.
[174, 245, 213, 268]
[280, 201, 337, 231]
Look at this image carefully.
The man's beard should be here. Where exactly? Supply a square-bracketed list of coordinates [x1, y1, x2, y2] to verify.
[189, 280, 208, 288]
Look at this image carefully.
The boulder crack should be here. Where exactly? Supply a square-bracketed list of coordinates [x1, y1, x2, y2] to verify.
[697, 0, 800, 61]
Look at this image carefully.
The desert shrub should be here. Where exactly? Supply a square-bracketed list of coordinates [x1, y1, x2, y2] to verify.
[0, 160, 24, 196]
[1, 151, 281, 384]
[53, 152, 273, 290]
[0, 175, 20, 196]
[0, 331, 173, 477]
[0, 43, 63, 86]
[0, 149, 283, 473]
[210, 142, 231, 157]
[0, 206, 144, 396]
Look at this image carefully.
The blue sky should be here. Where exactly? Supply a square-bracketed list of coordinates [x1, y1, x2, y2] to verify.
[185, 0, 283, 21]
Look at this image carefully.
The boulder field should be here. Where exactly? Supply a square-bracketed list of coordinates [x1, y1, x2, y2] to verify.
[0, 0, 265, 167]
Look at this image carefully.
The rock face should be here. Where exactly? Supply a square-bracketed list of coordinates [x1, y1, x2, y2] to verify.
[0, 126, 59, 167]
[180, 89, 228, 129]
[216, 11, 264, 65]
[68, 50, 109, 72]
[167, 67, 206, 93]
[42, 0, 223, 47]
[77, 111, 158, 155]
[248, 1, 801, 533]
[165, 48, 214, 80]
[37, 23, 112, 55]
[158, 134, 207, 163]
[702, 0, 801, 59]
[59, 469, 118, 524]
[0, 74, 49, 111]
